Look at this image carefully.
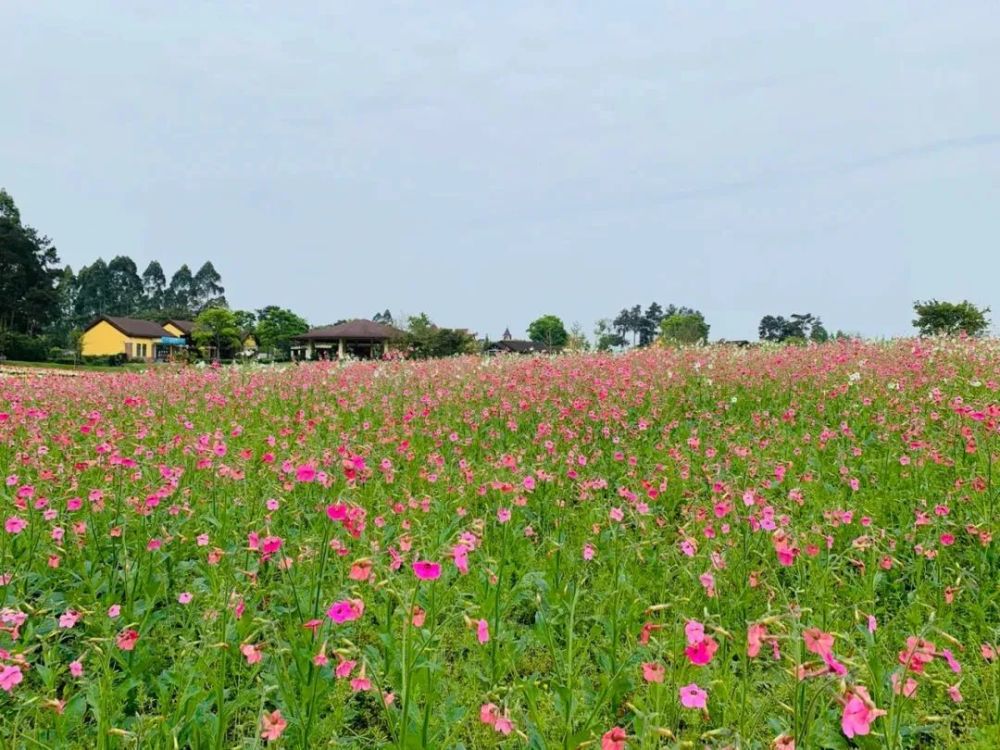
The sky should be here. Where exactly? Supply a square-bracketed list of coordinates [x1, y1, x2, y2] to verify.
[2, 1, 999, 341]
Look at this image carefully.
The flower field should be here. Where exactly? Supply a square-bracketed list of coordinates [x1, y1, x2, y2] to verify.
[1, 341, 998, 749]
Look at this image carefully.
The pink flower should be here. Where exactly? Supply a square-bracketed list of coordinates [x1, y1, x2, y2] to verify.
[412, 560, 441, 580]
[4, 517, 26, 535]
[327, 598, 364, 623]
[260, 709, 287, 741]
[480, 703, 500, 726]
[335, 659, 357, 678]
[641, 661, 665, 683]
[679, 683, 708, 709]
[326, 503, 348, 521]
[747, 623, 768, 658]
[684, 620, 705, 644]
[452, 544, 470, 574]
[59, 610, 80, 629]
[476, 619, 490, 644]
[685, 636, 718, 666]
[841, 687, 885, 738]
[295, 465, 316, 483]
[69, 660, 84, 678]
[947, 683, 963, 703]
[107, 604, 121, 619]
[803, 628, 834, 658]
[582, 543, 596, 561]
[350, 676, 372, 692]
[940, 648, 962, 673]
[609, 507, 624, 523]
[601, 726, 627, 750]
[494, 715, 514, 735]
[178, 592, 193, 605]
[497, 507, 512, 523]
[116, 629, 140, 651]
[0, 665, 23, 692]
[242, 643, 263, 664]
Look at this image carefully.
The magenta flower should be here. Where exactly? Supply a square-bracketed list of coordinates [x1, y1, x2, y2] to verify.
[327, 598, 364, 623]
[412, 560, 441, 580]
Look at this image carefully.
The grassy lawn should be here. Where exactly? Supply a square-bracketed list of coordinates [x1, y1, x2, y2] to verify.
[0, 359, 149, 373]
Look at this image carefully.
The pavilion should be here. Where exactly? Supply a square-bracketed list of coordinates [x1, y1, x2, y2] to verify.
[291, 319, 401, 360]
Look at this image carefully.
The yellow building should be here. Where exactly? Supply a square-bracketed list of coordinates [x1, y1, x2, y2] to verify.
[163, 319, 194, 340]
[81, 316, 171, 361]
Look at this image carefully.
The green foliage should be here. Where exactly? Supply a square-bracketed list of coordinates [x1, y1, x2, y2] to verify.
[912, 299, 991, 337]
[527, 315, 568, 348]
[0, 330, 52, 361]
[192, 306, 240, 359]
[594, 319, 626, 351]
[403, 313, 477, 358]
[759, 312, 826, 342]
[255, 306, 309, 358]
[658, 311, 710, 344]
[0, 188, 62, 334]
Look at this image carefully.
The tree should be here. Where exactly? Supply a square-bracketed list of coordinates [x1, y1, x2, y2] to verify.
[107, 255, 144, 315]
[73, 259, 113, 324]
[399, 314, 477, 358]
[142, 261, 167, 308]
[255, 306, 309, 359]
[594, 318, 626, 352]
[192, 261, 226, 312]
[233, 310, 257, 335]
[639, 303, 664, 347]
[166, 264, 195, 313]
[527, 315, 568, 349]
[192, 307, 240, 360]
[372, 309, 394, 326]
[565, 321, 590, 351]
[659, 312, 710, 345]
[912, 300, 991, 337]
[0, 188, 62, 334]
[759, 312, 826, 342]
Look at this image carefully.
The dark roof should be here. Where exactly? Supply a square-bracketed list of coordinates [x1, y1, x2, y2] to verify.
[164, 319, 195, 335]
[294, 319, 402, 341]
[486, 339, 553, 354]
[86, 315, 169, 339]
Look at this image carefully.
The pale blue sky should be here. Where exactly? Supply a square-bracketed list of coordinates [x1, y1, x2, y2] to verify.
[2, 2, 999, 340]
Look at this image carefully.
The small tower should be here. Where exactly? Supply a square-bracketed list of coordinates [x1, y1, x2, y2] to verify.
[502, 327, 512, 341]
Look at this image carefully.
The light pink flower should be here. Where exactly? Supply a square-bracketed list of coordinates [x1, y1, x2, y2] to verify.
[679, 683, 708, 709]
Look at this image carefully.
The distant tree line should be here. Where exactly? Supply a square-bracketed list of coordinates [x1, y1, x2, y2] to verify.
[1, 187, 993, 363]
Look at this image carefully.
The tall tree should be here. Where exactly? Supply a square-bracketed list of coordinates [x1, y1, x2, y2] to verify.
[527, 314, 568, 349]
[0, 188, 62, 334]
[594, 318, 626, 351]
[107, 255, 144, 314]
[372, 309, 394, 326]
[192, 261, 226, 312]
[565, 321, 591, 351]
[639, 302, 664, 347]
[912, 300, 991, 337]
[73, 259, 113, 324]
[166, 264, 195, 313]
[141, 261, 167, 308]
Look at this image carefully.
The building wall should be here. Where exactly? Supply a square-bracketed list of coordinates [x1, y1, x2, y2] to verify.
[163, 323, 185, 338]
[81, 321, 158, 360]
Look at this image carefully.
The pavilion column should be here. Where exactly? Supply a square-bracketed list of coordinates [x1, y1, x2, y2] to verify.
[338, 338, 345, 359]
[306, 342, 314, 360]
